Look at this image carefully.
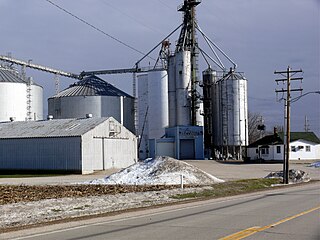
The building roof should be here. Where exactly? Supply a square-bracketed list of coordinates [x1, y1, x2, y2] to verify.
[220, 69, 246, 81]
[0, 67, 41, 86]
[279, 132, 320, 144]
[0, 67, 26, 83]
[248, 134, 283, 147]
[50, 75, 133, 98]
[0, 117, 109, 139]
[249, 132, 320, 147]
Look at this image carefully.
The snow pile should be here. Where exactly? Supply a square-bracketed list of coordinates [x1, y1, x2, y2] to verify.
[265, 169, 310, 183]
[87, 156, 224, 185]
[308, 162, 320, 168]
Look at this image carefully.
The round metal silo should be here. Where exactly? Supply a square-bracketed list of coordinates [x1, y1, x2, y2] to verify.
[30, 77, 44, 121]
[202, 68, 217, 156]
[216, 69, 248, 159]
[175, 50, 191, 126]
[147, 69, 169, 139]
[48, 75, 135, 133]
[0, 67, 43, 122]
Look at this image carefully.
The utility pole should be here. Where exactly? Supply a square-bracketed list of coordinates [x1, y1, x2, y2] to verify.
[275, 66, 303, 184]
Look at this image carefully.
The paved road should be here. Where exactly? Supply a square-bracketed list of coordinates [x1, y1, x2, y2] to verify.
[4, 182, 319, 240]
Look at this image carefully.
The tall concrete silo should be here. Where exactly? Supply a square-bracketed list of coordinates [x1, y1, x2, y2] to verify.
[48, 75, 135, 133]
[0, 67, 43, 122]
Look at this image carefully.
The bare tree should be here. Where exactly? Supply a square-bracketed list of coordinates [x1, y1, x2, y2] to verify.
[248, 112, 265, 144]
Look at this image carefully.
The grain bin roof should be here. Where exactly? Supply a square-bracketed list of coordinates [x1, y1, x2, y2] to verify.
[0, 117, 109, 139]
[0, 67, 41, 86]
[50, 75, 133, 98]
[0, 67, 26, 83]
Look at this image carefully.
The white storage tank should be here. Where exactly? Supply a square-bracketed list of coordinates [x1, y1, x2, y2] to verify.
[0, 67, 43, 122]
[147, 69, 169, 139]
[137, 70, 169, 159]
[175, 50, 191, 126]
[48, 75, 135, 133]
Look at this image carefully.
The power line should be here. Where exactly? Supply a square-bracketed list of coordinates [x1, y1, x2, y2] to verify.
[155, 0, 174, 11]
[45, 0, 152, 59]
[101, 1, 162, 35]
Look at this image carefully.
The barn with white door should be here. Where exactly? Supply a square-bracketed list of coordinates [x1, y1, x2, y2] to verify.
[0, 117, 137, 174]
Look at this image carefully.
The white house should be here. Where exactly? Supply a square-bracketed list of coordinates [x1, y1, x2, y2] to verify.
[0, 117, 137, 174]
[247, 132, 320, 161]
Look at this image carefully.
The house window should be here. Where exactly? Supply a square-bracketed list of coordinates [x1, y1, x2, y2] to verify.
[261, 148, 269, 155]
[277, 146, 281, 154]
[306, 146, 311, 152]
[291, 146, 296, 152]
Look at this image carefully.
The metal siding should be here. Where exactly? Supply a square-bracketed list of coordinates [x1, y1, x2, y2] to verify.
[0, 137, 81, 171]
[50, 96, 102, 119]
[104, 138, 137, 169]
[0, 82, 27, 121]
[122, 97, 135, 133]
[30, 84, 43, 120]
[148, 70, 169, 139]
[82, 118, 137, 171]
[175, 51, 191, 126]
[48, 95, 135, 133]
[101, 96, 121, 126]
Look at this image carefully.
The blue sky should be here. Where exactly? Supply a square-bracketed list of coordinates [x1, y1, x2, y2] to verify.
[0, 0, 319, 135]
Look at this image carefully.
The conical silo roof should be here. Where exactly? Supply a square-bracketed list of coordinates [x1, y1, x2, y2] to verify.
[0, 67, 26, 83]
[51, 75, 133, 98]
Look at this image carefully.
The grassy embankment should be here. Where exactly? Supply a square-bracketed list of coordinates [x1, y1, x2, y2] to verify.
[171, 178, 282, 200]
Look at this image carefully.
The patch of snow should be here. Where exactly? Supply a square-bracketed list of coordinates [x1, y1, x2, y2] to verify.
[86, 156, 224, 185]
[265, 169, 310, 183]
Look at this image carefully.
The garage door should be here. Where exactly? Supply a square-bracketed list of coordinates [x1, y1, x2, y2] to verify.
[180, 139, 195, 159]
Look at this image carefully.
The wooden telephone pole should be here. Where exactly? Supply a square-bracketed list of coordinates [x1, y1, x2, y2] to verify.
[275, 66, 303, 184]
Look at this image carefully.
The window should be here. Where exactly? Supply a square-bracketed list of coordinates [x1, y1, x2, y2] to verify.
[291, 146, 296, 152]
[256, 149, 258, 154]
[261, 148, 269, 155]
[276, 146, 281, 154]
[306, 146, 311, 152]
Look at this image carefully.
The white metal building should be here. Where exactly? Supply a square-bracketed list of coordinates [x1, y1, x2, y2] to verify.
[0, 67, 43, 122]
[0, 117, 137, 174]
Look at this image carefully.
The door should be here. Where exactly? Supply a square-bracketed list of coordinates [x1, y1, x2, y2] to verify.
[180, 139, 195, 159]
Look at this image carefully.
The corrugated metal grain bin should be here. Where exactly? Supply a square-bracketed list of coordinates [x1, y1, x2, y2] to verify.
[48, 75, 135, 133]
